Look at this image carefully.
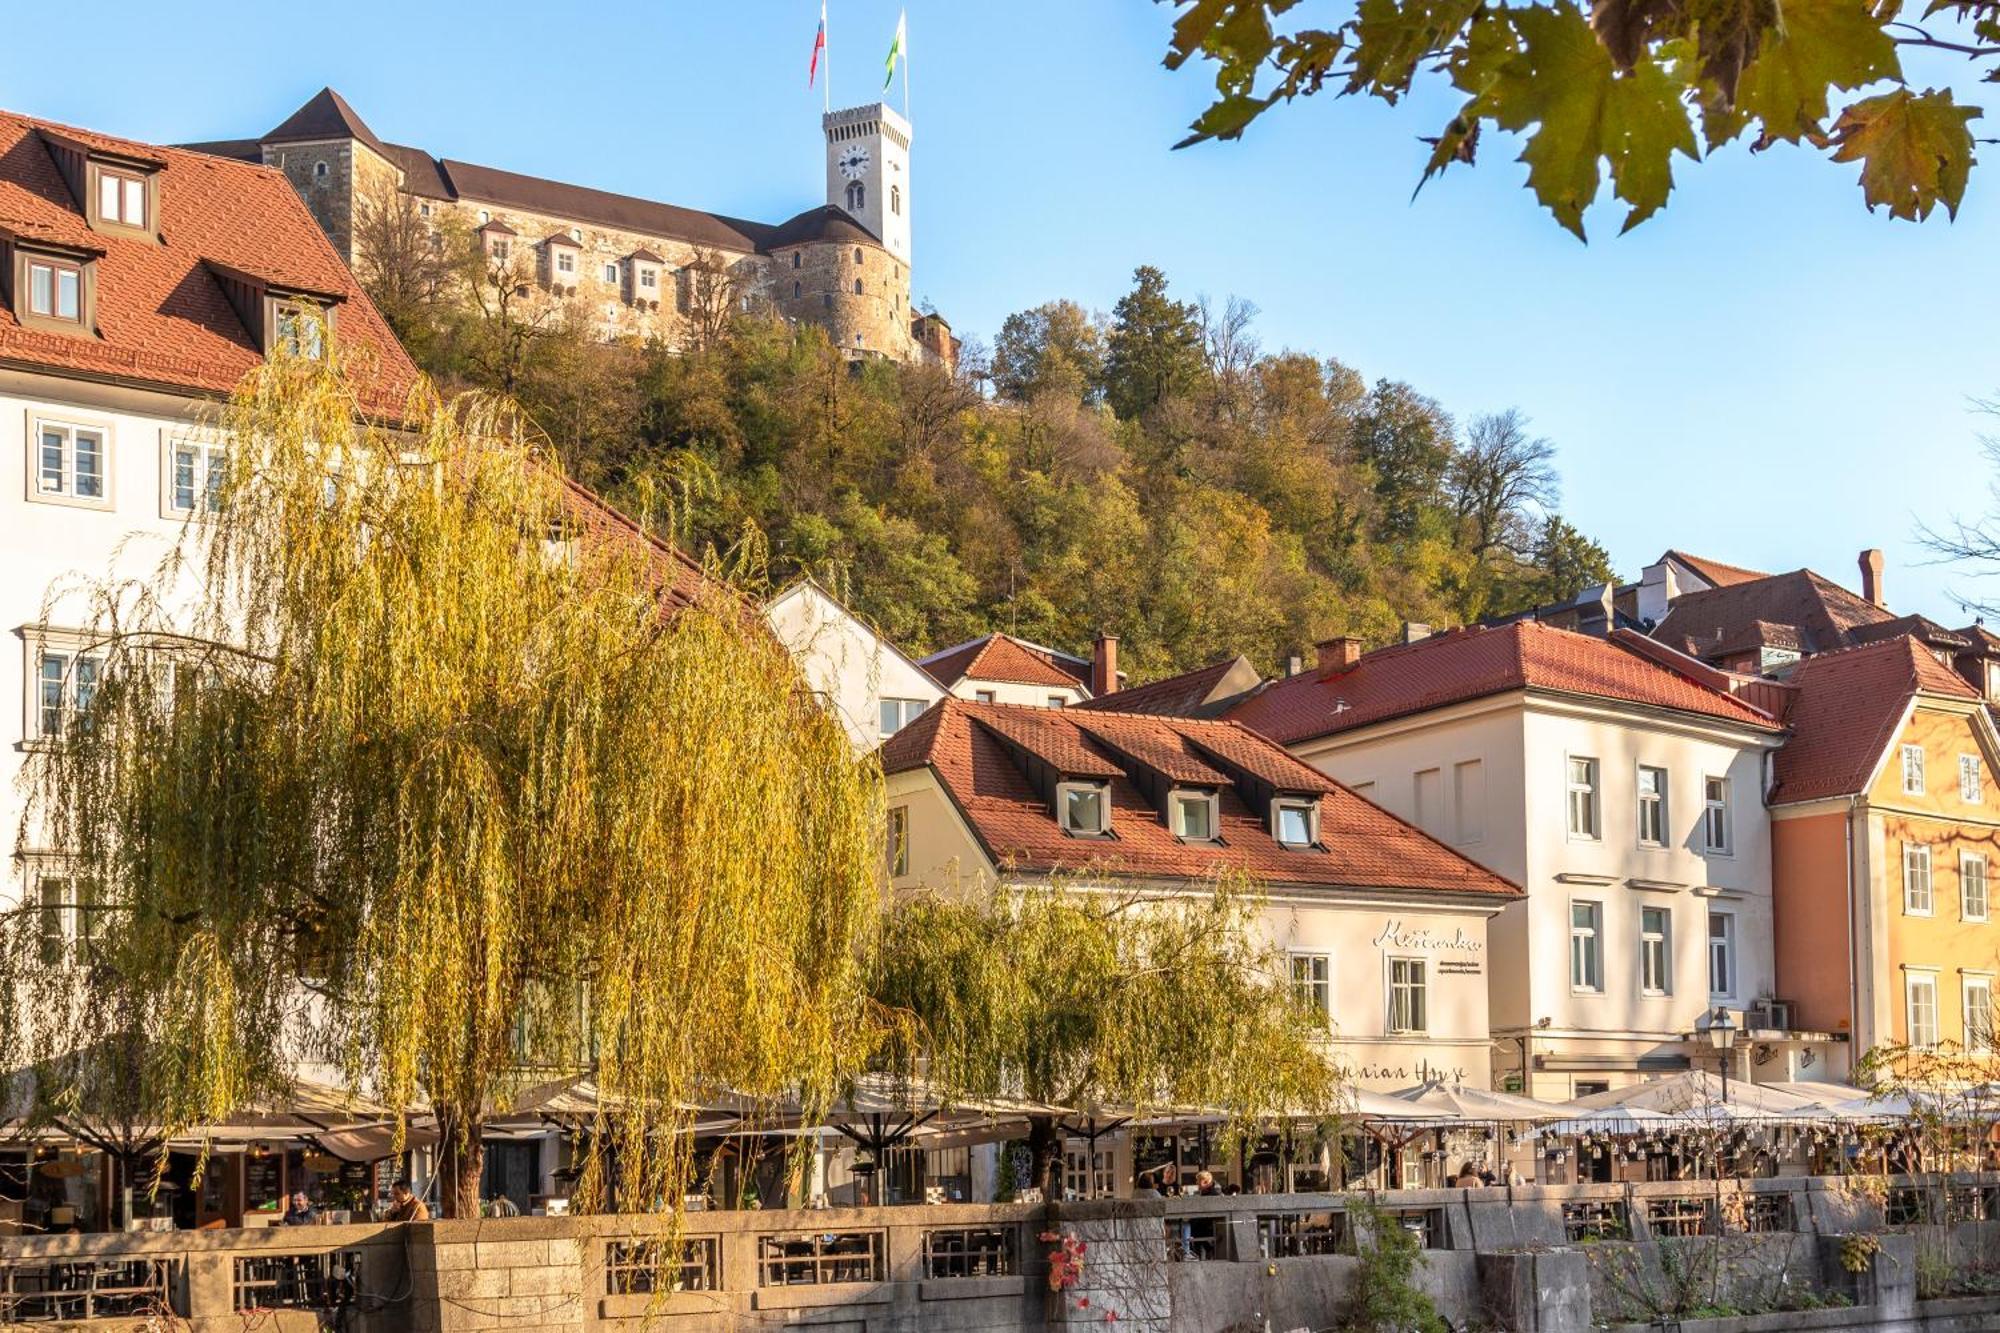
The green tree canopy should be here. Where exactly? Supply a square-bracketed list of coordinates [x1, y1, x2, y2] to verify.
[5, 347, 881, 1217]
[1104, 265, 1208, 421]
[1162, 0, 1987, 236]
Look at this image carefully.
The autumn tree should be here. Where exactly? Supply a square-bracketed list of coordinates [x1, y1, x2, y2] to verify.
[992, 299, 1107, 403]
[1447, 408, 1560, 561]
[4, 344, 881, 1218]
[351, 180, 474, 365]
[1162, 0, 1987, 235]
[873, 881, 1343, 1195]
[679, 247, 760, 355]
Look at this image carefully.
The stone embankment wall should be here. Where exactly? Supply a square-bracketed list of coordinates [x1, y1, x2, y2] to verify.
[8, 1175, 2000, 1331]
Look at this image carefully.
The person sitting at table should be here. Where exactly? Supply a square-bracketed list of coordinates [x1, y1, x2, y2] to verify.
[383, 1179, 430, 1223]
[1453, 1162, 1484, 1188]
[281, 1192, 317, 1226]
[1194, 1170, 1221, 1196]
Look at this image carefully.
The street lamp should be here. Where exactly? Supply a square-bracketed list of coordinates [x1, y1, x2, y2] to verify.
[1700, 1006, 1738, 1105]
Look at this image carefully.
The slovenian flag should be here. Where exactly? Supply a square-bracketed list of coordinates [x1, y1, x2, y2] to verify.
[883, 9, 905, 91]
[809, 1, 827, 88]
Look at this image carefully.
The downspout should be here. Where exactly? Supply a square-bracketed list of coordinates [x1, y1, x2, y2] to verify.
[1845, 796, 1860, 1059]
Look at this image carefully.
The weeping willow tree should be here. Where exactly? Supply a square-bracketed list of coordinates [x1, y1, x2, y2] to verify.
[4, 341, 882, 1218]
[874, 877, 1343, 1194]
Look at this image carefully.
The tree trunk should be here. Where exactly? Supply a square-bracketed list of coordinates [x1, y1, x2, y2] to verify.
[435, 1106, 487, 1219]
[1027, 1115, 1063, 1200]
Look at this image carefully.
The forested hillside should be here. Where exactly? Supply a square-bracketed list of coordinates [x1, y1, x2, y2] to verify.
[362, 210, 1610, 681]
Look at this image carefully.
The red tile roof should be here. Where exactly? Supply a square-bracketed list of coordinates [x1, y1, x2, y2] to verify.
[1653, 569, 1894, 661]
[880, 700, 1520, 899]
[1226, 621, 1777, 747]
[0, 109, 418, 415]
[1072, 656, 1260, 718]
[921, 633, 1088, 691]
[1770, 636, 1983, 804]
[1667, 550, 1769, 588]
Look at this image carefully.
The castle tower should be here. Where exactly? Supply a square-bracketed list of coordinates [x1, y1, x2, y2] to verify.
[823, 103, 910, 264]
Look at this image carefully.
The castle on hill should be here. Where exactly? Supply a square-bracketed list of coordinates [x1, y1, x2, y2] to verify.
[186, 88, 954, 366]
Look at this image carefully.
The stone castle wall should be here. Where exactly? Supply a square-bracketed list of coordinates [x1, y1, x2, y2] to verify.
[769, 241, 915, 358]
[262, 139, 363, 259]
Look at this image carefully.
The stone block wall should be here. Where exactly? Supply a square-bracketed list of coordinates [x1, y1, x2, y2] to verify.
[405, 1218, 586, 1332]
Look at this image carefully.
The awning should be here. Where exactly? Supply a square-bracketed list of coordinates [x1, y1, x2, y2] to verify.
[314, 1123, 438, 1163]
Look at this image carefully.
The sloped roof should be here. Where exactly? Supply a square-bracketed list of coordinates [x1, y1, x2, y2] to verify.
[1771, 636, 1984, 804]
[763, 205, 880, 249]
[1073, 656, 1263, 719]
[1846, 613, 1973, 652]
[1665, 550, 1769, 589]
[0, 109, 417, 414]
[433, 156, 777, 252]
[1653, 569, 1895, 661]
[921, 634, 1089, 691]
[1226, 621, 1777, 747]
[880, 700, 1520, 899]
[261, 88, 390, 160]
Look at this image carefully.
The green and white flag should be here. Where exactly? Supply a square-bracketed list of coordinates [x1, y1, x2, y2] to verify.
[883, 10, 906, 91]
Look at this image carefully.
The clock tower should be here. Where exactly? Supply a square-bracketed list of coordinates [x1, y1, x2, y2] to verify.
[823, 102, 911, 263]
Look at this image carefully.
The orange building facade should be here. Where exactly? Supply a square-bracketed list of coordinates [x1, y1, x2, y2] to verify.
[1770, 637, 2000, 1075]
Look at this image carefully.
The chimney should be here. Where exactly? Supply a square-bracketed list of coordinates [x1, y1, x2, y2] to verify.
[1316, 636, 1364, 672]
[1859, 549, 1886, 608]
[1090, 633, 1119, 697]
[1286, 653, 1304, 678]
[1402, 622, 1431, 645]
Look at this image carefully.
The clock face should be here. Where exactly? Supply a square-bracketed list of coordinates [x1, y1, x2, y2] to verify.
[838, 145, 872, 180]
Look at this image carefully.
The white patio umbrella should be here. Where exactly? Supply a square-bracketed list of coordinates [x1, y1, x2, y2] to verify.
[1387, 1079, 1572, 1122]
[1566, 1070, 1820, 1119]
[1528, 1106, 1672, 1140]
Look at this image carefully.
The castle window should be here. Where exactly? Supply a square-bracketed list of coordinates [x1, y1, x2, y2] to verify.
[845, 181, 864, 211]
[489, 239, 510, 263]
[854, 247, 864, 264]
[478, 210, 490, 224]
[823, 294, 833, 310]
[420, 203, 431, 218]
[854, 278, 863, 295]
[794, 281, 801, 298]
[313, 161, 329, 180]
[891, 184, 901, 216]
[555, 251, 575, 275]
[639, 267, 657, 291]
[570, 227, 581, 241]
[603, 262, 619, 284]
[792, 252, 801, 269]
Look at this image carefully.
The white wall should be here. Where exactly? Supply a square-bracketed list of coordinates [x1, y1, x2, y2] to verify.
[948, 677, 1085, 708]
[1, 371, 214, 911]
[766, 582, 943, 751]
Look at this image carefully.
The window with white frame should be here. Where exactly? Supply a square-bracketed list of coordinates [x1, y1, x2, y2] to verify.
[1273, 798, 1319, 848]
[1059, 782, 1110, 836]
[1566, 757, 1600, 838]
[1907, 971, 1941, 1049]
[33, 419, 109, 505]
[1064, 1144, 1115, 1200]
[639, 267, 658, 291]
[34, 873, 107, 967]
[1702, 776, 1732, 853]
[887, 805, 909, 877]
[1289, 953, 1330, 1022]
[1388, 957, 1427, 1033]
[1570, 900, 1603, 992]
[1047, 696, 1066, 709]
[1902, 744, 1927, 795]
[1965, 852, 1990, 922]
[34, 644, 102, 740]
[603, 262, 619, 284]
[24, 255, 83, 323]
[1637, 765, 1667, 846]
[1966, 975, 1995, 1053]
[164, 435, 226, 516]
[878, 697, 928, 737]
[1640, 905, 1672, 996]
[1708, 910, 1736, 998]
[1962, 754, 1984, 803]
[1171, 790, 1217, 841]
[555, 250, 575, 275]
[1905, 843, 1935, 915]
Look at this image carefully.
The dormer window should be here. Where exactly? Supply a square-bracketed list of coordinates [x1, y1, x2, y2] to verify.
[1273, 798, 1320, 849]
[26, 256, 82, 323]
[274, 302, 326, 360]
[1058, 781, 1110, 837]
[1171, 790, 1218, 842]
[97, 169, 148, 228]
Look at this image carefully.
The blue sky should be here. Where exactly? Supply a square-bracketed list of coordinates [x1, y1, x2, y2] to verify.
[10, 1, 1998, 620]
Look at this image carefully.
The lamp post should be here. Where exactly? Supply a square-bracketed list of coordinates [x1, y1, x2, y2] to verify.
[1701, 1006, 1739, 1105]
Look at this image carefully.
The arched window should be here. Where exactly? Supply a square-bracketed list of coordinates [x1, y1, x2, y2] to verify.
[845, 181, 864, 212]
[854, 247, 864, 264]
[792, 251, 801, 269]
[793, 281, 801, 298]
[313, 161, 329, 180]
[890, 185, 901, 216]
[854, 278, 864, 295]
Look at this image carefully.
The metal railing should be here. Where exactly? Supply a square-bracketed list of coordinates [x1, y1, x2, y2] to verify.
[1646, 1197, 1713, 1239]
[1257, 1209, 1348, 1257]
[756, 1230, 885, 1286]
[0, 1257, 171, 1322]
[922, 1226, 1018, 1278]
[604, 1237, 720, 1294]
[232, 1249, 361, 1311]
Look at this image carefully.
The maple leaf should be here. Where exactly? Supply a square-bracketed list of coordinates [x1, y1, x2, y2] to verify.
[1476, 3, 1699, 238]
[1831, 87, 1981, 220]
[1733, 0, 1900, 145]
[1344, 0, 1485, 99]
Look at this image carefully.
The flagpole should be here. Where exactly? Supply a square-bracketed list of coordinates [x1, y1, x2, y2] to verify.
[824, 1, 833, 113]
[902, 11, 909, 118]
